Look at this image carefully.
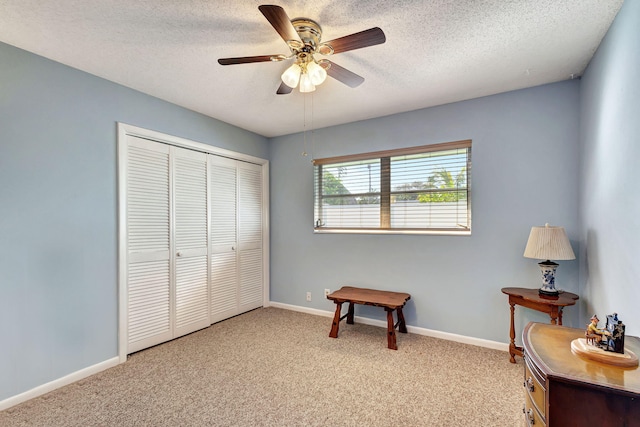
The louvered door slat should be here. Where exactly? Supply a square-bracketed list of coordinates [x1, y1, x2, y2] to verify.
[209, 156, 239, 322]
[210, 157, 237, 252]
[126, 138, 172, 353]
[238, 166, 262, 251]
[239, 249, 263, 310]
[174, 147, 209, 337]
[238, 162, 263, 313]
[175, 153, 208, 251]
[210, 252, 238, 323]
[175, 256, 208, 330]
[127, 145, 169, 254]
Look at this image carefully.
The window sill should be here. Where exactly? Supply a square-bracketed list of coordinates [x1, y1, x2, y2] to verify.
[313, 228, 471, 236]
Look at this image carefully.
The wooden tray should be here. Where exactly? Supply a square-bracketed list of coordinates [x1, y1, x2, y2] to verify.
[571, 338, 639, 367]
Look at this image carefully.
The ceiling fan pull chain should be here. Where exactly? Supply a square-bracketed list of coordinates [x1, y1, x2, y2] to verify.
[302, 94, 308, 157]
[310, 93, 315, 162]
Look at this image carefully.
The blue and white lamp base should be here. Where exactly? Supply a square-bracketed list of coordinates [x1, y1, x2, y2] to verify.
[538, 260, 560, 296]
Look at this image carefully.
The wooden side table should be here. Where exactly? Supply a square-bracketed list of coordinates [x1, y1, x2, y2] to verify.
[501, 287, 579, 363]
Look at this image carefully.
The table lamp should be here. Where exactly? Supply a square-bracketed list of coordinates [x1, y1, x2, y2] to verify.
[523, 223, 575, 296]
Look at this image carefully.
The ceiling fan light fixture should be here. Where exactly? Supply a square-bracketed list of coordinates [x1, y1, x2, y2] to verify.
[306, 61, 327, 85]
[281, 63, 302, 88]
[299, 73, 316, 92]
[219, 6, 386, 95]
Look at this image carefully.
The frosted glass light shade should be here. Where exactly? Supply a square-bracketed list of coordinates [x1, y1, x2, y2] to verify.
[281, 63, 301, 88]
[306, 61, 327, 85]
[299, 73, 316, 92]
[523, 223, 575, 261]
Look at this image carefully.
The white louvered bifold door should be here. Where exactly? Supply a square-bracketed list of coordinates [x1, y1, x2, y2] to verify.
[209, 156, 239, 323]
[238, 161, 263, 313]
[126, 137, 172, 353]
[122, 128, 266, 355]
[173, 147, 210, 338]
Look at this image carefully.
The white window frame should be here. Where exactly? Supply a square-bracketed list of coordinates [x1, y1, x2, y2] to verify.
[313, 140, 472, 235]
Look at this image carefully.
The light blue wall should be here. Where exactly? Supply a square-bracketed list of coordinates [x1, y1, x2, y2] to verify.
[0, 42, 268, 401]
[579, 0, 640, 335]
[3, 0, 635, 403]
[269, 80, 581, 343]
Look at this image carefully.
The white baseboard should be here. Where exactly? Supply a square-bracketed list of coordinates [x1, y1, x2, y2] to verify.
[0, 356, 121, 411]
[269, 301, 335, 318]
[269, 301, 509, 352]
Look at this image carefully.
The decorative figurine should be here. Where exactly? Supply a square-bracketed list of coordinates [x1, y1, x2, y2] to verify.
[586, 314, 610, 345]
[585, 313, 626, 354]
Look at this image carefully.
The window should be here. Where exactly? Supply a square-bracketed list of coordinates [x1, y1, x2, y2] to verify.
[313, 140, 471, 234]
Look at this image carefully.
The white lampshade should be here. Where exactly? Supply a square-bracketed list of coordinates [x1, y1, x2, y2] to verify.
[523, 223, 575, 261]
[306, 61, 327, 86]
[281, 63, 301, 88]
[299, 73, 316, 93]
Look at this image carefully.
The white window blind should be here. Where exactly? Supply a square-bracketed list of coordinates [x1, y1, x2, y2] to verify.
[313, 140, 472, 234]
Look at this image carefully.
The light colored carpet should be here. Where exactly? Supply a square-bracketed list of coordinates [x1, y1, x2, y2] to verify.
[1, 308, 525, 426]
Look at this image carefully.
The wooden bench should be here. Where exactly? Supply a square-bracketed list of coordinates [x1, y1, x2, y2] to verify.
[326, 286, 411, 350]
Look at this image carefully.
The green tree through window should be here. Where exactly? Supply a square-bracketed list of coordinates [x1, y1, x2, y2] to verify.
[417, 168, 467, 203]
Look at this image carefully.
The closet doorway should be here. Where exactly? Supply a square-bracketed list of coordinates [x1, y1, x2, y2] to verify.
[117, 124, 269, 360]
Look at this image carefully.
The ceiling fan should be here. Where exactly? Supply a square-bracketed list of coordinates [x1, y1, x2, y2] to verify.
[218, 4, 386, 94]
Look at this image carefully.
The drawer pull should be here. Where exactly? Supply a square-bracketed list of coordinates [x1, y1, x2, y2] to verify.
[526, 408, 535, 425]
[525, 376, 535, 392]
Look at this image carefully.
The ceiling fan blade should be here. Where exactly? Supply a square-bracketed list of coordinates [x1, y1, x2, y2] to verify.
[218, 55, 278, 65]
[258, 5, 303, 48]
[276, 81, 294, 95]
[319, 27, 386, 55]
[321, 61, 365, 88]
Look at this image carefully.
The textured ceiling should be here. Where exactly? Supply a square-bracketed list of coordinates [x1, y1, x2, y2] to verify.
[0, 0, 624, 137]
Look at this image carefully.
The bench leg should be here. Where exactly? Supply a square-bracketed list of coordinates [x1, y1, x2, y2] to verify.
[386, 308, 398, 350]
[397, 307, 407, 333]
[346, 302, 355, 324]
[329, 302, 343, 338]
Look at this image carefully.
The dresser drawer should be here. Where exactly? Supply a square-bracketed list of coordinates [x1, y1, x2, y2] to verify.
[524, 386, 546, 427]
[524, 357, 546, 419]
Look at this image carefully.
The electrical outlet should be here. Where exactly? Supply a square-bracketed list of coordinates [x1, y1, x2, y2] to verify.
[324, 288, 331, 297]
[306, 292, 311, 301]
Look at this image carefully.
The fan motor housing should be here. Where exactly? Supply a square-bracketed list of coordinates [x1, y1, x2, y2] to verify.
[291, 18, 322, 50]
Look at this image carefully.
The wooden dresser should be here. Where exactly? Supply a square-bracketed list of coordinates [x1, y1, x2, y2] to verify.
[522, 322, 640, 427]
